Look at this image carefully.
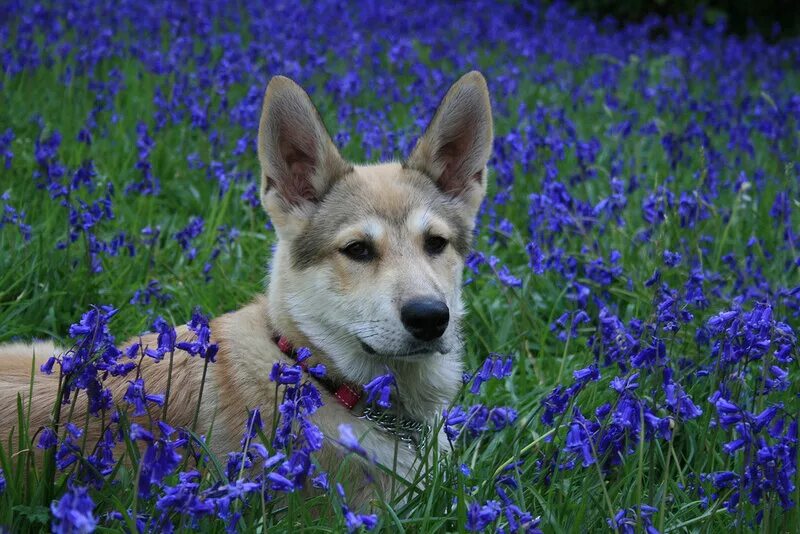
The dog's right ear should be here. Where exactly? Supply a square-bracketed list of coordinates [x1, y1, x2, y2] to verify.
[257, 76, 351, 232]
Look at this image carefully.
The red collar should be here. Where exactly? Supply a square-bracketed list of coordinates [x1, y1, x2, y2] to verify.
[274, 335, 362, 410]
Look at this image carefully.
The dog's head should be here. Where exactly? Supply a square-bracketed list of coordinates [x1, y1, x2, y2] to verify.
[257, 72, 492, 384]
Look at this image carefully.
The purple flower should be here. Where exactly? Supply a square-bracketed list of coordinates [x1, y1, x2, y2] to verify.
[663, 375, 702, 420]
[45, 305, 121, 416]
[610, 373, 639, 394]
[526, 241, 545, 274]
[40, 355, 57, 375]
[312, 472, 329, 491]
[138, 317, 176, 362]
[466, 500, 501, 531]
[0, 192, 31, 241]
[489, 406, 518, 430]
[573, 364, 600, 384]
[541, 386, 571, 426]
[336, 483, 378, 532]
[123, 378, 165, 416]
[240, 407, 263, 447]
[470, 354, 513, 394]
[444, 406, 467, 440]
[156, 471, 212, 519]
[38, 427, 58, 449]
[663, 250, 682, 267]
[51, 485, 97, 534]
[0, 128, 14, 168]
[363, 372, 395, 408]
[129, 423, 154, 442]
[174, 216, 205, 260]
[607, 505, 659, 534]
[269, 362, 302, 384]
[296, 346, 312, 362]
[307, 363, 327, 378]
[338, 424, 368, 458]
[267, 471, 295, 493]
[765, 365, 790, 392]
[714, 396, 744, 429]
[138, 438, 183, 499]
[489, 256, 523, 288]
[175, 308, 218, 361]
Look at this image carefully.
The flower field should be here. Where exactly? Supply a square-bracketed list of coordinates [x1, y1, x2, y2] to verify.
[1, 1, 799, 532]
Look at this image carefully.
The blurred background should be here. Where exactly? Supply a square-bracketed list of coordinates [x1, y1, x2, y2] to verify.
[568, 0, 799, 37]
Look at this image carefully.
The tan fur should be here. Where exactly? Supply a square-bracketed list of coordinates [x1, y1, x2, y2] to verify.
[0, 71, 493, 506]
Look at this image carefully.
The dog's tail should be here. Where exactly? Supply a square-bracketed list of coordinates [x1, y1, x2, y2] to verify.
[0, 328, 209, 459]
[0, 341, 64, 445]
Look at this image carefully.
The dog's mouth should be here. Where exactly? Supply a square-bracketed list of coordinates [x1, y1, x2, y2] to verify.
[359, 340, 447, 359]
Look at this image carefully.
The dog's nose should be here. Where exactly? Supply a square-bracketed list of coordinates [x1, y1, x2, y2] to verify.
[400, 298, 449, 341]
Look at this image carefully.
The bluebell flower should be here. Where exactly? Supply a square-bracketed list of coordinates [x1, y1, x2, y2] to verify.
[465, 251, 486, 275]
[312, 472, 329, 491]
[607, 505, 659, 534]
[38, 427, 58, 449]
[174, 216, 205, 261]
[156, 471, 213, 519]
[610, 373, 639, 394]
[142, 316, 176, 360]
[631, 338, 666, 369]
[489, 407, 518, 431]
[0, 128, 14, 168]
[764, 365, 790, 392]
[307, 363, 327, 378]
[504, 505, 542, 533]
[466, 500, 501, 531]
[124, 378, 165, 416]
[488, 256, 523, 288]
[663, 250, 682, 267]
[338, 424, 368, 458]
[131, 281, 171, 308]
[84, 428, 117, 482]
[269, 362, 302, 385]
[296, 346, 312, 362]
[138, 439, 183, 499]
[540, 386, 570, 427]
[129, 423, 154, 442]
[713, 396, 744, 429]
[176, 308, 218, 361]
[40, 355, 57, 375]
[572, 364, 600, 384]
[363, 372, 395, 408]
[336, 483, 378, 532]
[565, 420, 596, 467]
[525, 241, 545, 274]
[0, 192, 31, 241]
[444, 406, 467, 440]
[51, 485, 96, 534]
[240, 407, 263, 448]
[470, 354, 513, 394]
[267, 471, 295, 493]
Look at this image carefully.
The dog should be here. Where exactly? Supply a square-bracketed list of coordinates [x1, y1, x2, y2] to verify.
[0, 71, 493, 504]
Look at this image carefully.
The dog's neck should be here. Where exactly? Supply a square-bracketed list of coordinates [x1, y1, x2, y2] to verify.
[262, 291, 463, 424]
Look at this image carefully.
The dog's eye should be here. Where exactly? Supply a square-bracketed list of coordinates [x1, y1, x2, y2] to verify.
[424, 235, 448, 255]
[340, 241, 375, 262]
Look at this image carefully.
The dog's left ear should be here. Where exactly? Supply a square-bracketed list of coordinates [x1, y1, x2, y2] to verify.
[406, 71, 493, 215]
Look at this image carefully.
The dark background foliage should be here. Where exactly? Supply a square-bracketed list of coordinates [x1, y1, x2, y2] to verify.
[567, 0, 800, 37]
